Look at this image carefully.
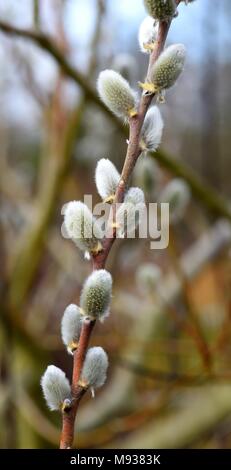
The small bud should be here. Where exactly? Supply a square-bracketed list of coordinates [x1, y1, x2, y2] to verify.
[136, 263, 161, 294]
[158, 178, 191, 223]
[140, 106, 164, 152]
[41, 365, 71, 412]
[62, 201, 103, 258]
[143, 0, 176, 21]
[97, 70, 137, 119]
[79, 347, 108, 392]
[139, 44, 186, 94]
[61, 304, 82, 354]
[138, 16, 158, 53]
[116, 188, 146, 238]
[80, 270, 112, 321]
[95, 158, 120, 202]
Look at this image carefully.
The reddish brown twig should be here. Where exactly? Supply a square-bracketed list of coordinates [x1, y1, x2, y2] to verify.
[60, 386, 86, 449]
[71, 320, 96, 391]
[59, 19, 176, 449]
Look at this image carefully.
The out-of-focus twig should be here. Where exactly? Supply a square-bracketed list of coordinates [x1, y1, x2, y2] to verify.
[0, 20, 122, 127]
[110, 384, 231, 449]
[2, 1, 107, 351]
[117, 357, 231, 386]
[33, 0, 40, 31]
[152, 149, 231, 222]
[76, 220, 231, 432]
[168, 226, 212, 372]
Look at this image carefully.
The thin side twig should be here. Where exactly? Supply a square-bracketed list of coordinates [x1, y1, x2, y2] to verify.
[168, 226, 212, 372]
[0, 20, 122, 128]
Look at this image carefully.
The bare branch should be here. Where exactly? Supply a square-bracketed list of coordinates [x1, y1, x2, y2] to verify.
[153, 149, 231, 222]
[61, 18, 174, 449]
[0, 20, 122, 127]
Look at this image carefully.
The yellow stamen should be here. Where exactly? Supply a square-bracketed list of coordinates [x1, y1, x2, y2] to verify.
[140, 139, 147, 152]
[78, 379, 89, 390]
[144, 42, 156, 52]
[61, 401, 72, 413]
[138, 81, 157, 94]
[104, 194, 115, 204]
[68, 341, 78, 353]
[128, 108, 138, 118]
[90, 241, 103, 256]
[111, 222, 120, 229]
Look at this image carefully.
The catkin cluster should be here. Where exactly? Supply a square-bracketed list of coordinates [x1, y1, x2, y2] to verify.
[41, 268, 112, 411]
[41, 0, 193, 421]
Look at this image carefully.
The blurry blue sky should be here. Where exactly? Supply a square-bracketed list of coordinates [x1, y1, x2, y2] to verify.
[0, 0, 229, 127]
[0, 0, 229, 63]
[65, 0, 230, 63]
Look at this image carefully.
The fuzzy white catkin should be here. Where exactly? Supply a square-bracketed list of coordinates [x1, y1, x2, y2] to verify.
[80, 270, 112, 321]
[95, 158, 120, 201]
[116, 203, 137, 238]
[97, 70, 137, 119]
[143, 0, 176, 20]
[150, 44, 186, 91]
[62, 201, 103, 256]
[80, 347, 108, 390]
[116, 188, 146, 238]
[136, 263, 161, 293]
[124, 187, 145, 205]
[158, 178, 191, 223]
[138, 16, 158, 54]
[61, 304, 82, 354]
[41, 365, 71, 411]
[141, 106, 164, 152]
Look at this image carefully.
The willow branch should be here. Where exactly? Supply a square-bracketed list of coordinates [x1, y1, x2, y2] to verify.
[2, 2, 230, 448]
[63, 8, 210, 444]
[60, 320, 95, 448]
[92, 21, 171, 270]
[60, 19, 174, 449]
[119, 21, 170, 192]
